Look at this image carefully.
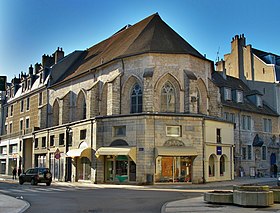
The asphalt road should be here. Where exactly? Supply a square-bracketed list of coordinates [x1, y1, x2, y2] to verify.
[0, 182, 202, 213]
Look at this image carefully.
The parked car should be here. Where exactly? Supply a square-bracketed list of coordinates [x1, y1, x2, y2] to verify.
[277, 172, 280, 186]
[19, 167, 52, 186]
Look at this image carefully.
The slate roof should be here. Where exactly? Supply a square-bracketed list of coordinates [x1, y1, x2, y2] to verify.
[59, 13, 206, 83]
[252, 48, 280, 64]
[212, 71, 279, 116]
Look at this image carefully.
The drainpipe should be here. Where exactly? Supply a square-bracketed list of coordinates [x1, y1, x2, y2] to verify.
[202, 117, 205, 183]
[91, 118, 96, 183]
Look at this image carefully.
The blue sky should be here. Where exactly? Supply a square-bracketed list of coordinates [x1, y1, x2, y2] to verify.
[1, 0, 280, 82]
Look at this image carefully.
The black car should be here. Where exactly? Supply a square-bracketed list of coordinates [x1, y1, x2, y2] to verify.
[19, 167, 52, 186]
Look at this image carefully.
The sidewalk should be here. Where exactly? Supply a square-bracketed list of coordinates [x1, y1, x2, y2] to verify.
[0, 174, 278, 213]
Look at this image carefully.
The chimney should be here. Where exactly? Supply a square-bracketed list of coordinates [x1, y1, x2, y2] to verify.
[215, 59, 227, 79]
[54, 47, 64, 64]
[34, 63, 41, 74]
[29, 64, 33, 75]
[42, 54, 54, 68]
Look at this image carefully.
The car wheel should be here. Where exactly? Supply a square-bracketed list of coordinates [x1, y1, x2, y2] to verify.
[44, 172, 52, 180]
[19, 180, 24, 185]
[46, 182, 51, 186]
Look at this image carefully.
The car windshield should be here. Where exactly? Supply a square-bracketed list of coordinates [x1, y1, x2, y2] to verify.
[38, 168, 49, 174]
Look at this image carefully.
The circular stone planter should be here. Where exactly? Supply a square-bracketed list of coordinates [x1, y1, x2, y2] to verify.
[233, 185, 274, 207]
[270, 186, 280, 203]
[204, 191, 233, 204]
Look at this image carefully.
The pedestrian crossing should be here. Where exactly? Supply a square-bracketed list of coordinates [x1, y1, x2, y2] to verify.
[0, 185, 86, 195]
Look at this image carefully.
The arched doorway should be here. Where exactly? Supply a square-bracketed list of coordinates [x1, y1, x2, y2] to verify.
[271, 153, 276, 165]
[209, 154, 216, 177]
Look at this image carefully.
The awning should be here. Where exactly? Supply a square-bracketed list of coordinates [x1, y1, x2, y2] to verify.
[155, 146, 197, 157]
[66, 148, 92, 159]
[95, 147, 136, 162]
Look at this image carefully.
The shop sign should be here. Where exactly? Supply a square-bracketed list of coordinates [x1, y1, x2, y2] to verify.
[217, 146, 222, 155]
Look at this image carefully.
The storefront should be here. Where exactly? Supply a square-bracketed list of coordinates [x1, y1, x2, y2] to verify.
[155, 146, 197, 183]
[66, 142, 92, 182]
[95, 147, 136, 183]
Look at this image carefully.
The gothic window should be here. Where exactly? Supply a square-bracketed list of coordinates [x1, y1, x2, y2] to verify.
[83, 100, 86, 119]
[161, 82, 175, 112]
[53, 100, 59, 126]
[131, 84, 143, 113]
[77, 92, 86, 120]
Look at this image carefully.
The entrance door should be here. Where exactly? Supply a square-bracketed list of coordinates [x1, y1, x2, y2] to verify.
[129, 161, 136, 181]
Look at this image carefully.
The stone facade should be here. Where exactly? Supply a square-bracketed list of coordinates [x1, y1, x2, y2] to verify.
[216, 34, 280, 177]
[1, 14, 235, 184]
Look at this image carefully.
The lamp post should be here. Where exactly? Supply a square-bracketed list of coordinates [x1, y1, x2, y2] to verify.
[65, 126, 72, 182]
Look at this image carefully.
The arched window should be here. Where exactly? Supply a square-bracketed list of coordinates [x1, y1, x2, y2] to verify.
[131, 84, 142, 113]
[196, 88, 200, 113]
[83, 100, 86, 119]
[53, 100, 59, 126]
[220, 155, 225, 176]
[209, 155, 215, 177]
[161, 82, 175, 112]
[77, 92, 86, 120]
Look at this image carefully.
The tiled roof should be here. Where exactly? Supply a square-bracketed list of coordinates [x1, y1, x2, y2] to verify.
[60, 13, 206, 83]
[212, 71, 279, 116]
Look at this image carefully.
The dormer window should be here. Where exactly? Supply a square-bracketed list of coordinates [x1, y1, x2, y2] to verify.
[27, 79, 31, 89]
[236, 90, 243, 103]
[11, 88, 14, 97]
[256, 95, 263, 107]
[224, 87, 232, 101]
[39, 72, 43, 83]
[22, 82, 25, 92]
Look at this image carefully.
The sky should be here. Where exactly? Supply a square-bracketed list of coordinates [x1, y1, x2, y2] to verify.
[1, 0, 280, 82]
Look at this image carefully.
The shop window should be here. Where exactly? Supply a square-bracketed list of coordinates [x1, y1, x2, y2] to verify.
[80, 129, 87, 140]
[114, 126, 126, 137]
[59, 133, 65, 146]
[166, 126, 181, 137]
[155, 156, 192, 183]
[161, 82, 175, 112]
[130, 84, 143, 113]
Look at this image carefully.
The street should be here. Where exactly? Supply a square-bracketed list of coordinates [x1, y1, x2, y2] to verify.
[0, 181, 202, 213]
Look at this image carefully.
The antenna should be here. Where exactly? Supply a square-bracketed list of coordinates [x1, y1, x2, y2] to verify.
[215, 46, 220, 62]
